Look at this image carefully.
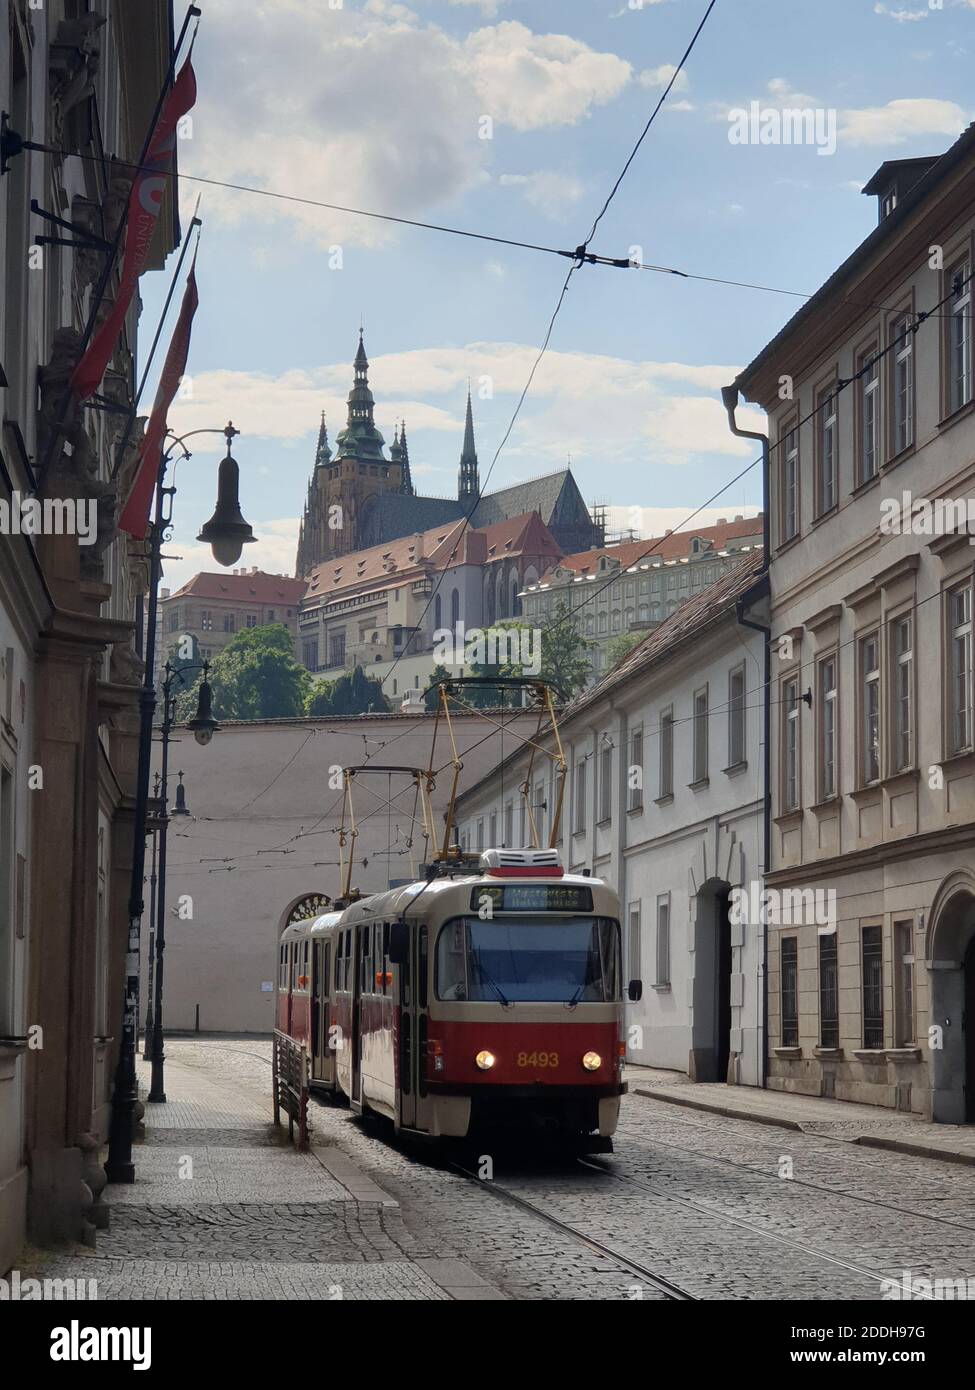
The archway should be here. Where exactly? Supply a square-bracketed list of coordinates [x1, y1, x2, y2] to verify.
[689, 878, 733, 1083]
[926, 872, 975, 1123]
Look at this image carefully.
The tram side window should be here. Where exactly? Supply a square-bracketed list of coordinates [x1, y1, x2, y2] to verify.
[419, 925, 428, 1009]
[382, 923, 390, 995]
[279, 944, 289, 990]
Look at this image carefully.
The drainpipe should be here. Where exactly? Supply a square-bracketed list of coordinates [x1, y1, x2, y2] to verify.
[722, 384, 771, 1088]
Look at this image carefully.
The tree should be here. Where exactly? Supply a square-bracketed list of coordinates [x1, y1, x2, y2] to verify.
[463, 620, 530, 707]
[425, 664, 452, 712]
[538, 601, 594, 700]
[604, 631, 643, 671]
[306, 663, 389, 716]
[175, 623, 311, 721]
[304, 679, 337, 716]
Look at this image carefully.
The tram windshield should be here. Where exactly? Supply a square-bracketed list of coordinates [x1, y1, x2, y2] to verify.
[435, 917, 620, 1003]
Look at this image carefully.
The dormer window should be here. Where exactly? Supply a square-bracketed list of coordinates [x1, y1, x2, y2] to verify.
[880, 187, 897, 220]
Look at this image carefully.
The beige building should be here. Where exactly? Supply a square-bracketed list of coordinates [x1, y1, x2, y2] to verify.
[1, 0, 178, 1272]
[520, 516, 763, 681]
[160, 568, 306, 663]
[732, 129, 975, 1120]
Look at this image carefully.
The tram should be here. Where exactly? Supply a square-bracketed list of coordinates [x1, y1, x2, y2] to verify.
[276, 848, 634, 1150]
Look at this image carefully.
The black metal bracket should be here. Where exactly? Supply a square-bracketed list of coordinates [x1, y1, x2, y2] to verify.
[30, 198, 112, 252]
[83, 393, 135, 417]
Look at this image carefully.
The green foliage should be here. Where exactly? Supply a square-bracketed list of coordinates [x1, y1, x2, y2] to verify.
[538, 601, 594, 700]
[425, 664, 452, 712]
[604, 631, 643, 671]
[174, 623, 311, 721]
[463, 620, 529, 707]
[305, 663, 389, 716]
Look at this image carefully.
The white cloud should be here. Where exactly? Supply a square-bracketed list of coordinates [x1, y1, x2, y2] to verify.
[839, 98, 968, 146]
[606, 503, 763, 541]
[638, 63, 689, 93]
[164, 517, 302, 591]
[873, 2, 929, 20]
[187, 4, 630, 247]
[449, 0, 511, 15]
[497, 170, 586, 216]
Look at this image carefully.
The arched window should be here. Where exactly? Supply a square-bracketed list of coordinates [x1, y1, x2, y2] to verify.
[510, 578, 520, 616]
[435, 593, 442, 629]
[598, 612, 607, 634]
[450, 589, 460, 626]
[612, 610, 621, 632]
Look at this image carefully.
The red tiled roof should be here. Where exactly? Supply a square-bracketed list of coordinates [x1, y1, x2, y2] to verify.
[167, 571, 307, 604]
[540, 514, 764, 582]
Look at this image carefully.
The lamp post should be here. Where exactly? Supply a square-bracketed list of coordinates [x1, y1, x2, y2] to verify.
[143, 774, 162, 1059]
[147, 662, 219, 1104]
[106, 423, 255, 1183]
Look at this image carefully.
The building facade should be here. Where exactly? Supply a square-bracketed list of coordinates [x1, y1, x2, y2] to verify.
[521, 515, 764, 681]
[295, 335, 598, 579]
[160, 569, 306, 663]
[1, 0, 178, 1272]
[455, 554, 767, 1085]
[299, 510, 561, 699]
[733, 129, 975, 1120]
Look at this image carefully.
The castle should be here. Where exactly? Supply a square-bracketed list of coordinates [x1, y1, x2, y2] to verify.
[295, 333, 599, 579]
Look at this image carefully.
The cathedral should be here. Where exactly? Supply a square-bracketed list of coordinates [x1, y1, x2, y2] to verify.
[295, 333, 599, 579]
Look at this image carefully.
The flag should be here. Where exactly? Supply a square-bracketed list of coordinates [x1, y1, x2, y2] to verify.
[72, 59, 197, 402]
[118, 262, 199, 538]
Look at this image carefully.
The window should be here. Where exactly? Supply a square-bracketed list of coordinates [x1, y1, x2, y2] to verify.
[268, 610, 276, 621]
[450, 589, 460, 626]
[728, 665, 746, 767]
[816, 386, 837, 515]
[476, 818, 484, 852]
[489, 812, 497, 847]
[166, 606, 181, 632]
[783, 677, 800, 812]
[655, 895, 671, 987]
[818, 655, 837, 800]
[628, 725, 644, 810]
[857, 347, 880, 483]
[895, 920, 915, 1047]
[949, 582, 973, 754]
[503, 801, 513, 846]
[598, 739, 612, 823]
[246, 614, 258, 628]
[533, 782, 545, 845]
[818, 931, 838, 1049]
[782, 423, 799, 542]
[947, 257, 972, 415]
[329, 631, 346, 668]
[201, 609, 213, 632]
[435, 917, 620, 1003]
[573, 760, 587, 834]
[223, 613, 235, 633]
[860, 633, 881, 784]
[659, 708, 674, 799]
[862, 925, 884, 1049]
[891, 312, 914, 454]
[891, 615, 913, 772]
[692, 688, 708, 783]
[627, 902, 641, 983]
[781, 937, 798, 1047]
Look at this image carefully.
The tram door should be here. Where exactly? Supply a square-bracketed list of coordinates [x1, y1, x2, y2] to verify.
[351, 927, 364, 1104]
[398, 924, 429, 1131]
[311, 942, 330, 1081]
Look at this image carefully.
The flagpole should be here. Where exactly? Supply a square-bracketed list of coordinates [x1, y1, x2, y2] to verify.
[110, 203, 203, 486]
[37, 4, 201, 493]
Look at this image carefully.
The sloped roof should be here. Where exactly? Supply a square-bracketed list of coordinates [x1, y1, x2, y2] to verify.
[167, 571, 307, 604]
[470, 471, 572, 528]
[476, 510, 563, 564]
[364, 493, 465, 546]
[540, 514, 764, 582]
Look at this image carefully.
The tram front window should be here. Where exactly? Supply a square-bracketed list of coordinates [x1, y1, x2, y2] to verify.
[435, 918, 620, 1003]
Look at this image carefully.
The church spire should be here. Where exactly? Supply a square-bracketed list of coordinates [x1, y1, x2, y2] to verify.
[458, 386, 479, 502]
[315, 411, 332, 466]
[398, 419, 414, 496]
[335, 330, 386, 461]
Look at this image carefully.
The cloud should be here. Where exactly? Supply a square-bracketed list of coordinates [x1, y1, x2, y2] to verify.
[497, 170, 586, 216]
[186, 4, 630, 247]
[638, 63, 689, 93]
[164, 518, 303, 591]
[606, 503, 763, 541]
[448, 0, 511, 15]
[839, 98, 968, 146]
[873, 2, 929, 19]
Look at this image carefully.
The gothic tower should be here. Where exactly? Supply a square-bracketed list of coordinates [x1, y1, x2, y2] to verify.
[458, 387, 479, 503]
[295, 333, 403, 576]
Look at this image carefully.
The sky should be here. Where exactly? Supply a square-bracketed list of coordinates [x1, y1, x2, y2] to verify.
[143, 0, 975, 589]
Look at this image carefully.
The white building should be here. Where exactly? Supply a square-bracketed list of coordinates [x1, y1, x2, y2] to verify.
[732, 130, 975, 1120]
[456, 553, 767, 1085]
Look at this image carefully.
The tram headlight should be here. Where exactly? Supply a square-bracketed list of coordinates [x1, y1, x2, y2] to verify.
[475, 1050, 496, 1071]
[581, 1051, 601, 1072]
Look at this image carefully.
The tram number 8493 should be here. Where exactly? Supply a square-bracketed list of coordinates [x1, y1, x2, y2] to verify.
[517, 1051, 559, 1068]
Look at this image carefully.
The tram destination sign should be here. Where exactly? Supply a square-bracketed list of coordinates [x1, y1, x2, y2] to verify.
[471, 884, 594, 914]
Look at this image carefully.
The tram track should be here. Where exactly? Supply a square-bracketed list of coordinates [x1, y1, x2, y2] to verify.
[448, 1159, 698, 1300]
[577, 1155, 946, 1299]
[617, 1104, 975, 1236]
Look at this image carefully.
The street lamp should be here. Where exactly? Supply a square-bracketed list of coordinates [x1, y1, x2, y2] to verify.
[106, 422, 257, 1183]
[147, 660, 217, 1105]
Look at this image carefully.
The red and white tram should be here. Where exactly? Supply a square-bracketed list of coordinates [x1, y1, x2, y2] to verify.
[276, 849, 634, 1149]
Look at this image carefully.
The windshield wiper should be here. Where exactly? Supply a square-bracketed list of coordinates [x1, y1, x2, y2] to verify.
[564, 984, 584, 1007]
[473, 957, 510, 1007]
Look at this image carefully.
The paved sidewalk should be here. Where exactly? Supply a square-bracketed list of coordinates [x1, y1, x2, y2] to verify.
[624, 1065, 975, 1166]
[24, 1051, 505, 1300]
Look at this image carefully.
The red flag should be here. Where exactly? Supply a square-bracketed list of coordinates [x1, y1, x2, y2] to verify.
[119, 262, 199, 538]
[72, 59, 197, 402]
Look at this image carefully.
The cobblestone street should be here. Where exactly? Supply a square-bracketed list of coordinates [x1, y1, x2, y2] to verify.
[25, 1039, 975, 1302]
